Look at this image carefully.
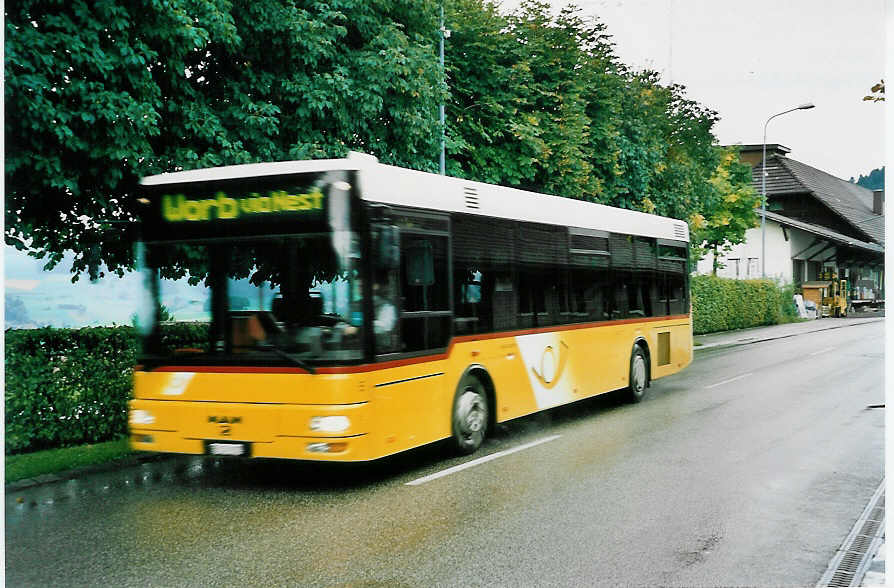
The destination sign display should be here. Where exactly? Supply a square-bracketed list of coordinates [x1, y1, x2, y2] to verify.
[161, 188, 325, 223]
[138, 172, 347, 241]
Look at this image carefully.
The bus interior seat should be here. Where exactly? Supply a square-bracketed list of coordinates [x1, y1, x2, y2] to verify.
[230, 312, 272, 349]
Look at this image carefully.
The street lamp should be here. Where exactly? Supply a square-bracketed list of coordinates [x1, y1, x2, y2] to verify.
[438, 5, 450, 175]
[761, 103, 815, 278]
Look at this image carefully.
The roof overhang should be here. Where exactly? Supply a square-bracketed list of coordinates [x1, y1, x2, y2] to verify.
[761, 211, 884, 254]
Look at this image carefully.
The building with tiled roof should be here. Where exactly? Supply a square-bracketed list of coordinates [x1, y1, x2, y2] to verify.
[697, 144, 884, 310]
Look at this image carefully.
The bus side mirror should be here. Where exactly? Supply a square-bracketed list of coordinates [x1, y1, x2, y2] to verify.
[406, 240, 434, 286]
[375, 225, 400, 269]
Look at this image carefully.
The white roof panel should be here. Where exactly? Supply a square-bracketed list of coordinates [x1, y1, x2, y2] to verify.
[359, 161, 689, 242]
[139, 152, 689, 242]
[139, 156, 370, 186]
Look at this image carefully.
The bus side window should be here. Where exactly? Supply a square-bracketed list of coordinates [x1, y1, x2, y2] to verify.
[518, 269, 535, 328]
[571, 267, 614, 321]
[614, 271, 631, 318]
[625, 273, 645, 317]
[668, 273, 686, 315]
[492, 273, 516, 331]
[373, 267, 400, 354]
[542, 268, 569, 326]
[401, 236, 449, 312]
[400, 234, 451, 351]
[657, 272, 671, 316]
[454, 268, 492, 335]
[638, 271, 656, 318]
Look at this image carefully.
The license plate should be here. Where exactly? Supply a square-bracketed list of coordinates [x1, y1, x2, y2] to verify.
[208, 442, 247, 457]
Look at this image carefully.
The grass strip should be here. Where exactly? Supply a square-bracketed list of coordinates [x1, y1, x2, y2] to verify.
[6, 437, 132, 483]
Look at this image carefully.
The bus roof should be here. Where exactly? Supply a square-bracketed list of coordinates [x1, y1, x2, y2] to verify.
[362, 160, 690, 243]
[140, 152, 689, 242]
[139, 156, 367, 186]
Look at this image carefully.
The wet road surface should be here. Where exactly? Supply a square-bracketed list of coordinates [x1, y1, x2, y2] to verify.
[6, 321, 884, 586]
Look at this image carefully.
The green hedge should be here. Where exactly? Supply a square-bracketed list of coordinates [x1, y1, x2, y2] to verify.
[5, 324, 207, 455]
[691, 274, 798, 335]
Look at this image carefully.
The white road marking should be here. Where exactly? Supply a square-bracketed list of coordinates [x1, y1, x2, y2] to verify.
[406, 435, 562, 486]
[808, 346, 837, 357]
[705, 372, 753, 389]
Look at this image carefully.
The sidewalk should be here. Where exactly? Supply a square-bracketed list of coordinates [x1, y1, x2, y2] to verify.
[694, 310, 885, 352]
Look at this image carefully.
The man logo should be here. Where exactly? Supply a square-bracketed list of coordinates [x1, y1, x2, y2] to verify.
[208, 416, 242, 424]
[208, 416, 242, 436]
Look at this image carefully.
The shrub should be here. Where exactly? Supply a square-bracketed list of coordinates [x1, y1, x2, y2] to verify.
[5, 323, 207, 455]
[691, 274, 796, 335]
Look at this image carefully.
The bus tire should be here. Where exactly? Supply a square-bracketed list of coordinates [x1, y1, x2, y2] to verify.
[451, 374, 489, 455]
[626, 345, 648, 403]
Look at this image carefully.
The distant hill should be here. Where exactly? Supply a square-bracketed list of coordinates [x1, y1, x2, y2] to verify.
[849, 167, 885, 190]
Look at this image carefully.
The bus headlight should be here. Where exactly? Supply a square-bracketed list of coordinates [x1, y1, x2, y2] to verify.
[130, 409, 155, 425]
[309, 415, 350, 433]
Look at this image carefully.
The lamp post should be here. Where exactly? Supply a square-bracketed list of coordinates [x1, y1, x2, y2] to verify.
[761, 103, 815, 278]
[438, 5, 450, 175]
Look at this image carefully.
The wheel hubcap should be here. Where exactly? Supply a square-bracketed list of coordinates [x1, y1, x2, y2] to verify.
[457, 389, 486, 437]
[632, 355, 646, 392]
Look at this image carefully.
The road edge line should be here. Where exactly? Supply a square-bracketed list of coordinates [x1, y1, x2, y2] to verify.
[406, 435, 562, 486]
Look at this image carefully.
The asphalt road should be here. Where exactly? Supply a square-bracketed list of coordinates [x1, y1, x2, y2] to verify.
[6, 321, 884, 587]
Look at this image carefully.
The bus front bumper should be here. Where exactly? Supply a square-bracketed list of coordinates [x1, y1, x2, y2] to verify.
[128, 399, 374, 462]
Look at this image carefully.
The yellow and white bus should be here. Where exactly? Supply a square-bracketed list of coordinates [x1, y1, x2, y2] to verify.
[130, 152, 692, 461]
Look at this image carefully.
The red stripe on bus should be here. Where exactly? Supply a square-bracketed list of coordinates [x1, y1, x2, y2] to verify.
[143, 314, 690, 374]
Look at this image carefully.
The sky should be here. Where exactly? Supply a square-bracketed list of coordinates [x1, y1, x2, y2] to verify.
[3, 0, 889, 328]
[4, 249, 144, 328]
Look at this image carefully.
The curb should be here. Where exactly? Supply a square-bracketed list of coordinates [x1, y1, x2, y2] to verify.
[5, 450, 175, 492]
[694, 317, 885, 353]
[861, 540, 885, 587]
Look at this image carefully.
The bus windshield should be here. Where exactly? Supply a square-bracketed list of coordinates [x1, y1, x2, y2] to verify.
[135, 171, 366, 366]
[138, 233, 364, 365]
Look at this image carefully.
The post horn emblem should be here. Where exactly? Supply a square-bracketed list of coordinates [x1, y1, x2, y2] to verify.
[531, 340, 570, 389]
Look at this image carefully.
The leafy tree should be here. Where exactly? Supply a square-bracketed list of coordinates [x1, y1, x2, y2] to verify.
[444, 1, 733, 242]
[444, 0, 599, 198]
[604, 72, 722, 223]
[6, 0, 444, 279]
[863, 79, 885, 102]
[442, 0, 522, 184]
[8, 0, 756, 279]
[850, 166, 885, 191]
[690, 147, 761, 273]
[502, 2, 599, 199]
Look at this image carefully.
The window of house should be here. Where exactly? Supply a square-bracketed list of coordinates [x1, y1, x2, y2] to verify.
[747, 257, 758, 278]
[728, 258, 740, 279]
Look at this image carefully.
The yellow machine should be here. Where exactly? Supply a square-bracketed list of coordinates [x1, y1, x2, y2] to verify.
[818, 271, 848, 317]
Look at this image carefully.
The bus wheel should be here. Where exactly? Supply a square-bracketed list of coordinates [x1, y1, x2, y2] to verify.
[627, 346, 648, 403]
[451, 375, 489, 454]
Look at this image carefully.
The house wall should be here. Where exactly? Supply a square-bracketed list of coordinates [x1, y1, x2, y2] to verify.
[695, 220, 793, 282]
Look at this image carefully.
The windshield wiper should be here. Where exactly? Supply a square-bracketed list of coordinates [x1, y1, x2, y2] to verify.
[266, 346, 317, 374]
